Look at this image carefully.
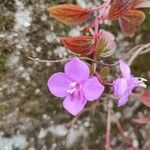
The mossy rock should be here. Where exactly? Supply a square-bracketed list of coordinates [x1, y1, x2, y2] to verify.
[0, 11, 15, 31]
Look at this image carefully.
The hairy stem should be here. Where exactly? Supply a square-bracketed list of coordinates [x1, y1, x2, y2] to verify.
[105, 102, 112, 150]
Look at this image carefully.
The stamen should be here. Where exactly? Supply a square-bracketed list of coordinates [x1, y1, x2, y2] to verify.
[137, 78, 147, 88]
[67, 88, 77, 94]
[67, 82, 79, 94]
[70, 82, 77, 87]
[138, 77, 147, 82]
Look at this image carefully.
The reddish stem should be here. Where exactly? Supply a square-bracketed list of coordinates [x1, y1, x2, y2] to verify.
[95, 72, 113, 87]
[105, 105, 111, 150]
[92, 17, 99, 71]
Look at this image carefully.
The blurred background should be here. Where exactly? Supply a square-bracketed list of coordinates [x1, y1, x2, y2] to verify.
[0, 0, 150, 149]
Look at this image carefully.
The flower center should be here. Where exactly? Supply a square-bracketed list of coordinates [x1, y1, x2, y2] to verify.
[127, 77, 147, 92]
[137, 77, 147, 88]
[67, 82, 80, 94]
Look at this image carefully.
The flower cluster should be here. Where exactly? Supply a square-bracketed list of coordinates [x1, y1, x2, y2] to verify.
[47, 0, 148, 116]
[48, 58, 146, 115]
[113, 60, 146, 107]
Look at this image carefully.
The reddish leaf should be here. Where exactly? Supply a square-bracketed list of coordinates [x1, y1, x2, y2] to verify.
[48, 4, 92, 25]
[61, 36, 94, 55]
[118, 10, 145, 37]
[139, 89, 150, 107]
[132, 115, 150, 124]
[132, 0, 143, 8]
[107, 0, 145, 36]
[135, 0, 150, 8]
[145, 144, 150, 150]
[107, 0, 133, 20]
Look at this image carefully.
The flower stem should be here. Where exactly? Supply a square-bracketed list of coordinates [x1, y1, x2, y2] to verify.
[95, 72, 113, 87]
[92, 17, 100, 72]
[105, 102, 112, 150]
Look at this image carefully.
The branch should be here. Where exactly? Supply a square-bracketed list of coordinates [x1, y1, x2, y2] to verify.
[28, 56, 94, 63]
[105, 101, 112, 150]
[140, 48, 150, 54]
[116, 120, 132, 146]
[128, 43, 150, 66]
[124, 45, 142, 60]
[100, 43, 150, 67]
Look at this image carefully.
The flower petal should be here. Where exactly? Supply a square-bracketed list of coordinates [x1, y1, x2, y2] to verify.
[119, 59, 131, 79]
[128, 76, 140, 91]
[47, 72, 72, 97]
[113, 78, 128, 96]
[63, 92, 87, 116]
[82, 77, 105, 101]
[118, 93, 129, 107]
[65, 58, 90, 82]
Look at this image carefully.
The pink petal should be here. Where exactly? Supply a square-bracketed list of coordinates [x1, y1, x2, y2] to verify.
[136, 0, 150, 8]
[113, 78, 128, 97]
[82, 77, 105, 101]
[47, 72, 72, 97]
[118, 93, 129, 107]
[63, 92, 87, 116]
[65, 58, 90, 82]
[128, 77, 140, 90]
[119, 59, 131, 79]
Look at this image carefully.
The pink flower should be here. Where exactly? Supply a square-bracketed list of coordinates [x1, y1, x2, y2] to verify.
[113, 60, 146, 107]
[47, 58, 105, 116]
